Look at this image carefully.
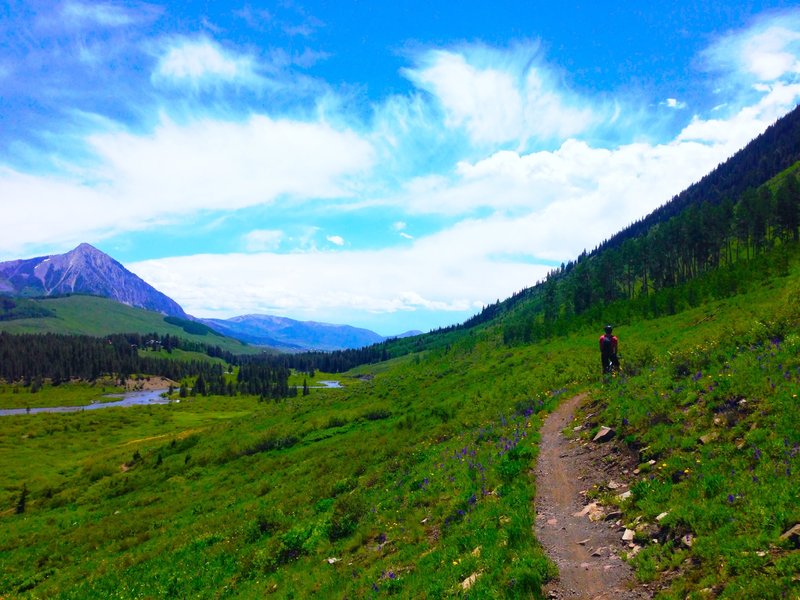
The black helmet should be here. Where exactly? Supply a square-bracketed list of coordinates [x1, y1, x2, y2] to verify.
[604, 325, 613, 334]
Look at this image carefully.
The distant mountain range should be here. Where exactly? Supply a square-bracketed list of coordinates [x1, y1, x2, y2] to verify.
[202, 314, 421, 352]
[0, 243, 420, 351]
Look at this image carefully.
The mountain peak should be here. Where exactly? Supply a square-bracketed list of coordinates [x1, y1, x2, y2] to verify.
[0, 244, 188, 318]
[70, 242, 104, 256]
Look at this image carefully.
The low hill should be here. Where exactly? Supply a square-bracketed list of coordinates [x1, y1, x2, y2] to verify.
[0, 294, 264, 355]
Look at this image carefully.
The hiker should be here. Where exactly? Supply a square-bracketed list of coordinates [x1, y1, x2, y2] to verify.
[599, 325, 619, 376]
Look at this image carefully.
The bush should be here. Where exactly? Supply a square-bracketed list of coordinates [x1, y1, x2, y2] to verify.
[362, 409, 391, 421]
[328, 492, 365, 541]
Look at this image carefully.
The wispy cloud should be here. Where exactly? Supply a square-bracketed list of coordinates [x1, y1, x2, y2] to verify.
[154, 38, 260, 87]
[60, 1, 144, 28]
[404, 44, 596, 147]
[243, 229, 284, 252]
[702, 10, 800, 85]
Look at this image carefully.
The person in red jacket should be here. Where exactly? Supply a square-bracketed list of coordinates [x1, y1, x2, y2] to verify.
[599, 325, 619, 376]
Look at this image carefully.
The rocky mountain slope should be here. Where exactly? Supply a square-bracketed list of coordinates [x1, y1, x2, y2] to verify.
[0, 243, 189, 318]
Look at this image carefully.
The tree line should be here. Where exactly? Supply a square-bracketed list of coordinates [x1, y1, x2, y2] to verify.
[0, 332, 294, 399]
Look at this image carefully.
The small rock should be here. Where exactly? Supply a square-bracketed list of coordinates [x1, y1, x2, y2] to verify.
[628, 545, 642, 557]
[326, 557, 339, 564]
[617, 490, 632, 501]
[471, 546, 482, 557]
[580, 562, 591, 570]
[656, 512, 669, 522]
[622, 529, 635, 542]
[547, 518, 558, 526]
[573, 502, 598, 518]
[588, 509, 605, 522]
[681, 534, 694, 547]
[573, 425, 583, 431]
[461, 572, 481, 590]
[607, 480, 622, 490]
[593, 426, 615, 443]
[591, 547, 606, 557]
[577, 538, 590, 546]
[604, 510, 622, 522]
[699, 432, 719, 445]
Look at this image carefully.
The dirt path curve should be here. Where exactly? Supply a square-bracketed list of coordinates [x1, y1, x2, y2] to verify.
[534, 393, 653, 600]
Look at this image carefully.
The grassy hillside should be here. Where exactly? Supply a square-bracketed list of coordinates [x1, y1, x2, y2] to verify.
[2, 244, 799, 598]
[0, 295, 263, 356]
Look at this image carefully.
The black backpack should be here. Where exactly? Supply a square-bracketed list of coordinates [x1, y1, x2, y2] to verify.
[601, 334, 614, 356]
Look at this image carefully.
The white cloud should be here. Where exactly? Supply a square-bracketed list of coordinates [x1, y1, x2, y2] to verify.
[88, 115, 374, 210]
[740, 25, 800, 81]
[154, 38, 259, 86]
[0, 115, 374, 257]
[326, 235, 345, 246]
[664, 98, 687, 109]
[127, 242, 546, 327]
[704, 11, 800, 83]
[678, 82, 800, 144]
[243, 229, 284, 251]
[405, 46, 595, 146]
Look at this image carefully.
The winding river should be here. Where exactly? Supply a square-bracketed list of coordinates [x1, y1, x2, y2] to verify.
[0, 380, 344, 416]
[0, 389, 171, 417]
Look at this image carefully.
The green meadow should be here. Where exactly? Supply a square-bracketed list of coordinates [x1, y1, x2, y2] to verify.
[0, 379, 124, 410]
[2, 247, 800, 598]
[0, 295, 261, 356]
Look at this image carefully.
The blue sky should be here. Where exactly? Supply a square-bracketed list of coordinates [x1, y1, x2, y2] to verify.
[2, 1, 800, 335]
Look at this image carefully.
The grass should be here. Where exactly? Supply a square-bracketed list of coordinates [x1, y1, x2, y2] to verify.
[0, 379, 124, 410]
[583, 265, 800, 597]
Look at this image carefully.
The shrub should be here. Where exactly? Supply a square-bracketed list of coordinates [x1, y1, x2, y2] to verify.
[328, 492, 365, 541]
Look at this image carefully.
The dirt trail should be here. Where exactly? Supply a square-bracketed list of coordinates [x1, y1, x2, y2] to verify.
[534, 393, 653, 600]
